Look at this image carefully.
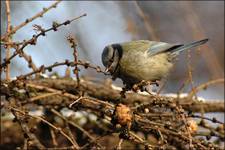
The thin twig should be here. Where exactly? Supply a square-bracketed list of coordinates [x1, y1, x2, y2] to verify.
[188, 78, 224, 98]
[10, 108, 45, 149]
[129, 131, 154, 149]
[0, 14, 87, 70]
[190, 114, 224, 125]
[8, 106, 79, 149]
[67, 36, 80, 87]
[69, 96, 83, 108]
[134, 1, 159, 41]
[50, 108, 103, 148]
[15, 59, 106, 81]
[116, 139, 124, 150]
[26, 92, 59, 103]
[19, 50, 38, 72]
[50, 128, 58, 147]
[181, 1, 223, 78]
[187, 49, 197, 100]
[5, 0, 11, 80]
[24, 82, 114, 109]
[18, 78, 224, 112]
[1, 0, 62, 41]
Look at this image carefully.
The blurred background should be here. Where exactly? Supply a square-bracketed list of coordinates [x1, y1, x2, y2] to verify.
[1, 1, 224, 100]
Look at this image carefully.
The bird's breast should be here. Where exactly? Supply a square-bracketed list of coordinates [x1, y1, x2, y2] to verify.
[118, 51, 173, 84]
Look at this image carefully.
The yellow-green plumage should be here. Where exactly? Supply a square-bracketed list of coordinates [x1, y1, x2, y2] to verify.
[118, 40, 173, 85]
[102, 39, 208, 89]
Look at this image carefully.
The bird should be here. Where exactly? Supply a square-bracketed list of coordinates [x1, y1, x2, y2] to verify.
[101, 39, 209, 90]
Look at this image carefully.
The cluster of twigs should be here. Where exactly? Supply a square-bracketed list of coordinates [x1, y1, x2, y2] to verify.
[1, 1, 224, 150]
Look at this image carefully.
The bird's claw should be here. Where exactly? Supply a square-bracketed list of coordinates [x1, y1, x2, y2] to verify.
[131, 80, 160, 95]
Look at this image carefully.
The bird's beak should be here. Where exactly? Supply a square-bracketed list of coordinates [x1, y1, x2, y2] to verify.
[104, 64, 112, 73]
[104, 67, 109, 73]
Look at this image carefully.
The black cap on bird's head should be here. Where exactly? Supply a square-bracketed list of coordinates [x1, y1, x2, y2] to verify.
[101, 44, 123, 74]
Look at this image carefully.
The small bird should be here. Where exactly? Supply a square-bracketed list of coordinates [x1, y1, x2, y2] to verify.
[101, 39, 208, 90]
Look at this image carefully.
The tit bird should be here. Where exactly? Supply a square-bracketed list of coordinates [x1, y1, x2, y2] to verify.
[101, 39, 208, 89]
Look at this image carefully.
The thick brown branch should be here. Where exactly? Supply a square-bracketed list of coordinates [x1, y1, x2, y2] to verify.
[26, 78, 224, 113]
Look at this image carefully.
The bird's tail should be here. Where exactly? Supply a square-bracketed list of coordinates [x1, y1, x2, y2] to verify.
[171, 38, 209, 55]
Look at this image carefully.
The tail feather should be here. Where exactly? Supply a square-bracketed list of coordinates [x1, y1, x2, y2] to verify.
[171, 38, 209, 55]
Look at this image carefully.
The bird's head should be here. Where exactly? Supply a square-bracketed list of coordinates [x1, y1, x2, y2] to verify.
[101, 44, 123, 74]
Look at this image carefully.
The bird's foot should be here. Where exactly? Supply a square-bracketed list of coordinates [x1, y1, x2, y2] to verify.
[120, 85, 130, 98]
[132, 80, 150, 93]
[132, 80, 160, 95]
[150, 80, 160, 87]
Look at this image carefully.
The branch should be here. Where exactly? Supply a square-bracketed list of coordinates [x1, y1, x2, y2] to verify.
[5, 0, 12, 80]
[25, 78, 224, 113]
[1, 0, 62, 41]
[8, 106, 80, 149]
[67, 36, 80, 87]
[10, 108, 45, 149]
[188, 78, 224, 98]
[15, 59, 105, 80]
[0, 14, 87, 70]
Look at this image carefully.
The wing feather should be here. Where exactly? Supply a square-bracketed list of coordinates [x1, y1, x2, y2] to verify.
[148, 41, 183, 56]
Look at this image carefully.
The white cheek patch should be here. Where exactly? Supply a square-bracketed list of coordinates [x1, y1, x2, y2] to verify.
[102, 46, 114, 67]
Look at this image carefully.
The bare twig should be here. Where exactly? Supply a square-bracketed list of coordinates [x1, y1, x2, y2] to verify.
[0, 14, 87, 70]
[24, 82, 114, 109]
[69, 96, 84, 108]
[26, 92, 59, 103]
[134, 1, 159, 41]
[5, 0, 12, 80]
[1, 1, 223, 149]
[116, 139, 123, 150]
[10, 108, 45, 149]
[67, 36, 80, 87]
[181, 1, 223, 78]
[1, 0, 62, 41]
[188, 78, 224, 98]
[50, 128, 58, 147]
[50, 109, 103, 148]
[15, 59, 106, 80]
[19, 49, 38, 72]
[19, 78, 224, 112]
[129, 131, 154, 149]
[190, 114, 224, 125]
[187, 49, 197, 100]
[8, 106, 79, 149]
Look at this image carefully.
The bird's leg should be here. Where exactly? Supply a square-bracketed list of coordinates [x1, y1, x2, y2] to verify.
[150, 80, 160, 87]
[132, 80, 145, 92]
[132, 80, 151, 94]
[145, 80, 161, 94]
[120, 84, 130, 99]
[144, 84, 153, 95]
[132, 80, 160, 95]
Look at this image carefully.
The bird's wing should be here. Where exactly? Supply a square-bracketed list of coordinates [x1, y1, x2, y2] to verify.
[148, 41, 183, 56]
[121, 40, 151, 52]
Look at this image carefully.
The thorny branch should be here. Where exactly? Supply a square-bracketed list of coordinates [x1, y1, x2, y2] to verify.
[0, 13, 87, 70]
[1, 2, 224, 150]
[67, 36, 80, 87]
[1, 76, 224, 149]
[188, 78, 224, 98]
[8, 106, 80, 149]
[10, 108, 46, 149]
[1, 0, 62, 41]
[15, 59, 106, 81]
